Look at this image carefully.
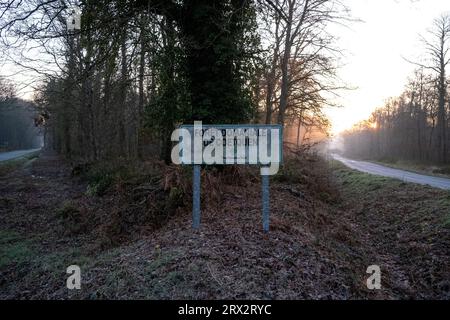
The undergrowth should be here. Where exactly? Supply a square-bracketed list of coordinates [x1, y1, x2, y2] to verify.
[66, 148, 339, 248]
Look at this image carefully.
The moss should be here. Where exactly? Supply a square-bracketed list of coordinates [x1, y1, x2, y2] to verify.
[147, 250, 180, 274]
[77, 161, 142, 196]
[444, 216, 450, 229]
[55, 201, 86, 234]
[333, 166, 401, 193]
[0, 152, 39, 176]
[0, 230, 35, 269]
[0, 197, 17, 206]
[55, 201, 79, 219]
[86, 174, 114, 196]
[165, 187, 184, 213]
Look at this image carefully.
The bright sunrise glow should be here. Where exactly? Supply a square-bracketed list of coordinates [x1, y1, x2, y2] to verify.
[327, 0, 450, 135]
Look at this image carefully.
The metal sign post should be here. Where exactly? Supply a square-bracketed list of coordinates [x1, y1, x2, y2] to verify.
[261, 167, 270, 232]
[193, 164, 201, 229]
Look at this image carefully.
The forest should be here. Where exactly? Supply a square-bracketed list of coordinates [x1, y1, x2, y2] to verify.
[342, 14, 450, 165]
[0, 77, 41, 151]
[0, 0, 345, 164]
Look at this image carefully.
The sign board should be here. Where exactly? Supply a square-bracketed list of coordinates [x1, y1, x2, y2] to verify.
[176, 124, 283, 166]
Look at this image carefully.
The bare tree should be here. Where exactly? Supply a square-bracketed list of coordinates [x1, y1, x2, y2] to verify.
[259, 0, 348, 148]
[408, 14, 450, 162]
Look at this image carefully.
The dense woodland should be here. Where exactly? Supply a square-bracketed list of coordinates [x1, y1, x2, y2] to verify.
[0, 77, 41, 151]
[0, 0, 347, 163]
[342, 15, 450, 164]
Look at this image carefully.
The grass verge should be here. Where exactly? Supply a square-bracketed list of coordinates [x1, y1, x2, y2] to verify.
[0, 151, 40, 176]
[374, 158, 450, 179]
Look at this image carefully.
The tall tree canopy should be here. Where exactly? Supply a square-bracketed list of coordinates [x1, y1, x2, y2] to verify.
[0, 0, 346, 162]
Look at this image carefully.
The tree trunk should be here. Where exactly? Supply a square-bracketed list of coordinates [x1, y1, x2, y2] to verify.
[277, 0, 294, 126]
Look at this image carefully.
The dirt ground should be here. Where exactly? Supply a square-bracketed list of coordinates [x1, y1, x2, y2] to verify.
[0, 152, 449, 299]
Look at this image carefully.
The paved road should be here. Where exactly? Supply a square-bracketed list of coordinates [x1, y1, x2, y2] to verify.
[332, 154, 450, 190]
[0, 148, 41, 162]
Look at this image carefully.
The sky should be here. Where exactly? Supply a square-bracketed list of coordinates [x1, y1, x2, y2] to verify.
[326, 0, 450, 134]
